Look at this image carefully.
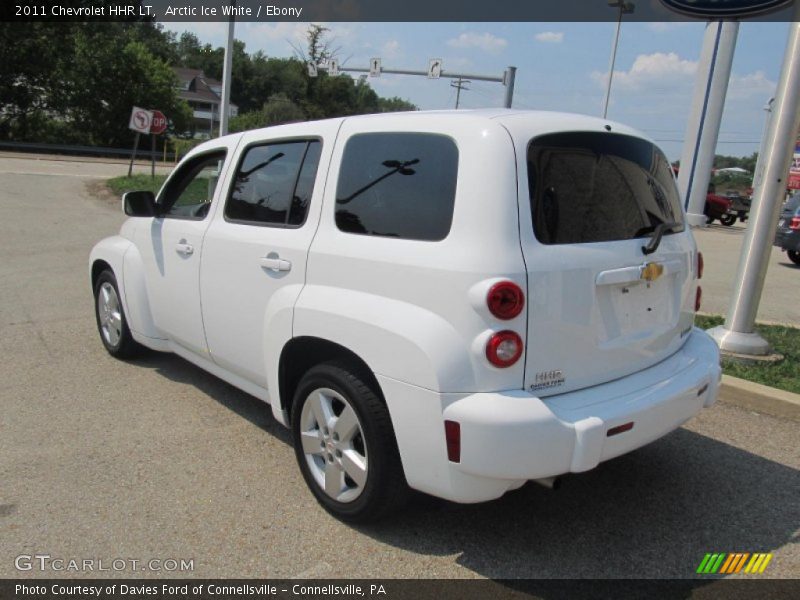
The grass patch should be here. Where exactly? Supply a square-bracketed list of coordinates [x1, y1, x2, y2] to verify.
[696, 314, 800, 394]
[106, 174, 168, 196]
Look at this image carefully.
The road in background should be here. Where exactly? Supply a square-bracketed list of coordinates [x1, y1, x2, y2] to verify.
[0, 157, 797, 579]
[694, 221, 799, 325]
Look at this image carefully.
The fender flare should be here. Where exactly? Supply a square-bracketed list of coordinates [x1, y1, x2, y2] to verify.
[90, 236, 162, 341]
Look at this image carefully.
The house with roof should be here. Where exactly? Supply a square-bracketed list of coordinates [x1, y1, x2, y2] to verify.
[173, 67, 238, 138]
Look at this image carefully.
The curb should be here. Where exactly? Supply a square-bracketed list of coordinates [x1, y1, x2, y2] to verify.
[718, 374, 800, 421]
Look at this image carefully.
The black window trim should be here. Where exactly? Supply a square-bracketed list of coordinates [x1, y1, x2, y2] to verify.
[334, 130, 460, 243]
[156, 148, 228, 222]
[223, 136, 323, 230]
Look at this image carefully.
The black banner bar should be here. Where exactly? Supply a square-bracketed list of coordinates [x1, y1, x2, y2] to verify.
[1, 0, 798, 23]
[1, 579, 800, 600]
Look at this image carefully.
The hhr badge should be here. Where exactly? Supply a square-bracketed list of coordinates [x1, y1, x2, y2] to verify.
[640, 262, 664, 282]
[530, 369, 565, 392]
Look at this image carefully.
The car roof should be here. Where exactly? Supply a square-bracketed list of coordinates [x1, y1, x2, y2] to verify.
[190, 109, 656, 157]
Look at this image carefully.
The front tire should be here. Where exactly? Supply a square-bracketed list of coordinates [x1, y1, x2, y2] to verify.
[719, 213, 737, 226]
[291, 362, 409, 522]
[94, 269, 143, 359]
[788, 250, 800, 265]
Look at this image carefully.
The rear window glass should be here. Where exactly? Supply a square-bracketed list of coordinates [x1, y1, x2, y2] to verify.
[527, 132, 684, 245]
[335, 132, 458, 241]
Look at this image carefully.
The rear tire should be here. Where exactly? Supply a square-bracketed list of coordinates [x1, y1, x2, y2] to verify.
[291, 361, 410, 522]
[788, 250, 800, 265]
[719, 214, 737, 226]
[94, 269, 143, 359]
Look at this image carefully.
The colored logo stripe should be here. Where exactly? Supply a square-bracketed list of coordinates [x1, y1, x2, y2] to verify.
[720, 553, 750, 574]
[744, 553, 773, 574]
[697, 553, 726, 574]
[697, 553, 772, 574]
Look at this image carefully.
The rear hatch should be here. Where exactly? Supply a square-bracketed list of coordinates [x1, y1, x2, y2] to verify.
[519, 131, 696, 397]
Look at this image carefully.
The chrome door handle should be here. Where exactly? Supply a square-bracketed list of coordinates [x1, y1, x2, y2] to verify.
[259, 256, 292, 272]
[175, 242, 194, 256]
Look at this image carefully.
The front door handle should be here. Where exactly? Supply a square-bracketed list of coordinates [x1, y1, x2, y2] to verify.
[175, 241, 194, 256]
[259, 256, 292, 272]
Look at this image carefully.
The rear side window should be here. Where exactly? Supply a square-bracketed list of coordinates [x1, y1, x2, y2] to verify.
[226, 140, 321, 227]
[527, 132, 684, 245]
[335, 132, 458, 241]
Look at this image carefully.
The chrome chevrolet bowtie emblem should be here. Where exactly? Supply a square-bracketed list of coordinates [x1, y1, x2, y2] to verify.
[640, 262, 664, 282]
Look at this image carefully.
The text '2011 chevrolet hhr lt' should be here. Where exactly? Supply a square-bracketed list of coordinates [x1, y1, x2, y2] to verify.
[91, 110, 721, 521]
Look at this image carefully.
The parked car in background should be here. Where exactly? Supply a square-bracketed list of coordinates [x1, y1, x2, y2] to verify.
[720, 191, 751, 226]
[705, 185, 733, 225]
[774, 193, 800, 265]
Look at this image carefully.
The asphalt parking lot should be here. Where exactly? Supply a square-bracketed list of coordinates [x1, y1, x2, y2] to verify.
[0, 155, 798, 580]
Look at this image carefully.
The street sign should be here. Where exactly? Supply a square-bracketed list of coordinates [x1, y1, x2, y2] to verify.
[307, 62, 318, 77]
[149, 110, 167, 135]
[789, 139, 800, 190]
[328, 59, 339, 76]
[370, 58, 381, 77]
[428, 59, 442, 79]
[659, 0, 791, 18]
[128, 107, 152, 134]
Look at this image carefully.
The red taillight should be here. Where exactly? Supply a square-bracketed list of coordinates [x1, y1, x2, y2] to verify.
[444, 420, 461, 463]
[697, 251, 704, 279]
[487, 281, 525, 320]
[486, 330, 523, 368]
[790, 216, 800, 230]
[695, 286, 702, 312]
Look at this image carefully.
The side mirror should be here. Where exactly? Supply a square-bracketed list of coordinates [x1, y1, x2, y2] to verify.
[122, 191, 156, 217]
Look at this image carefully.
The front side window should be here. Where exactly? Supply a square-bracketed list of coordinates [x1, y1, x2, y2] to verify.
[527, 132, 684, 245]
[159, 151, 226, 219]
[226, 140, 321, 227]
[335, 132, 458, 241]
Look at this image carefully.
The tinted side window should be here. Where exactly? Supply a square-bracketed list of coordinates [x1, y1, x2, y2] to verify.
[159, 151, 226, 220]
[335, 133, 458, 241]
[527, 132, 684, 245]
[226, 140, 321, 226]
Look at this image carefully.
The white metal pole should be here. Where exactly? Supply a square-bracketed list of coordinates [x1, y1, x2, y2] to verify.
[708, 13, 800, 356]
[751, 97, 775, 197]
[219, 6, 235, 136]
[676, 20, 739, 227]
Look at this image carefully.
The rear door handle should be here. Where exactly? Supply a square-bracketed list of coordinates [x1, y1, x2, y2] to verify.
[175, 242, 194, 256]
[259, 256, 292, 272]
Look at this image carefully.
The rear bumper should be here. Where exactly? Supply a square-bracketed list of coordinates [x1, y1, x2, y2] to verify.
[774, 229, 800, 251]
[380, 328, 721, 503]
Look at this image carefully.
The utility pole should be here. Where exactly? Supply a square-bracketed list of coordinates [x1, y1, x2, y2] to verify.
[451, 77, 471, 109]
[708, 12, 800, 356]
[219, 2, 235, 137]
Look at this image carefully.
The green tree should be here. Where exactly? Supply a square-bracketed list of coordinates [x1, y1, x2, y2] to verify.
[229, 94, 306, 132]
[63, 28, 190, 146]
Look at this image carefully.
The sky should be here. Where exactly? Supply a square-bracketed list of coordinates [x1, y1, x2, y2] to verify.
[162, 20, 793, 161]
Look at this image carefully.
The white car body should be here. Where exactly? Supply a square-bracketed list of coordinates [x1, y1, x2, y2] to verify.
[90, 109, 721, 506]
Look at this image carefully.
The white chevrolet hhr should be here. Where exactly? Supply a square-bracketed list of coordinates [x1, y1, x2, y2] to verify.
[91, 110, 721, 521]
